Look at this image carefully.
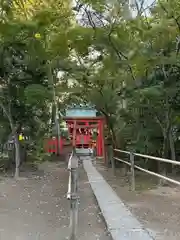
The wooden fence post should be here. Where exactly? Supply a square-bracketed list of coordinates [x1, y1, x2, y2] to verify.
[69, 168, 78, 240]
[130, 152, 135, 191]
[68, 150, 79, 240]
[110, 146, 115, 175]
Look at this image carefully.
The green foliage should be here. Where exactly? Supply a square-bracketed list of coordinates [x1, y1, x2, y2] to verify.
[2, 0, 180, 172]
[59, 0, 180, 162]
[0, 0, 73, 168]
[24, 84, 50, 105]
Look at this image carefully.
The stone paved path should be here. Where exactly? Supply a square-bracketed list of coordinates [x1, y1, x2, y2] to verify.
[83, 157, 153, 240]
[0, 161, 111, 240]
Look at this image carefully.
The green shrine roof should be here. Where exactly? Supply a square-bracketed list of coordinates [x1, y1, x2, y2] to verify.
[66, 103, 95, 110]
[65, 104, 97, 117]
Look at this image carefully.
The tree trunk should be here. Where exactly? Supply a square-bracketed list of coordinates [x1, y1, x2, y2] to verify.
[169, 131, 176, 160]
[110, 128, 117, 148]
[14, 133, 21, 178]
[169, 128, 176, 174]
[8, 121, 21, 178]
[159, 130, 170, 185]
[0, 102, 21, 177]
[155, 106, 171, 185]
[9, 121, 21, 178]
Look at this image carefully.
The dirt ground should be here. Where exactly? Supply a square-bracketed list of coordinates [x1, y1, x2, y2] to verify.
[0, 160, 111, 240]
[95, 162, 180, 240]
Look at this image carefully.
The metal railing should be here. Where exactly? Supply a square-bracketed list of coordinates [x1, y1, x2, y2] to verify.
[67, 148, 79, 240]
[113, 149, 180, 191]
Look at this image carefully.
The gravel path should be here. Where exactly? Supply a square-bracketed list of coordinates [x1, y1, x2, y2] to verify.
[96, 162, 180, 240]
[0, 161, 111, 240]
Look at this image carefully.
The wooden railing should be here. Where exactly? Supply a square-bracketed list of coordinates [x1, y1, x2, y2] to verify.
[67, 149, 79, 240]
[113, 149, 180, 191]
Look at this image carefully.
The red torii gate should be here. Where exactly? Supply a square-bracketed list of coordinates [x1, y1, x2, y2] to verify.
[64, 116, 105, 159]
[45, 116, 105, 160]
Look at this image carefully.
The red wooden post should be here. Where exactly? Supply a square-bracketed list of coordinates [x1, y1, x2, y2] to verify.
[72, 120, 77, 148]
[100, 119, 105, 161]
[97, 120, 102, 157]
[96, 119, 105, 159]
